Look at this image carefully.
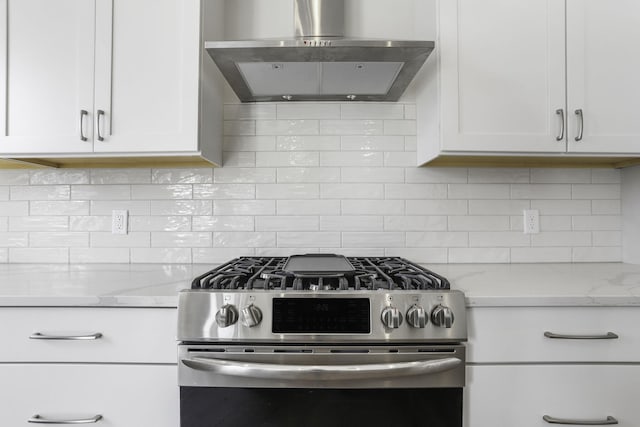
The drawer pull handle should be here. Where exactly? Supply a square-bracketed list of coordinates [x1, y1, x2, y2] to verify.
[28, 414, 103, 424]
[544, 332, 618, 340]
[543, 415, 618, 425]
[29, 332, 103, 341]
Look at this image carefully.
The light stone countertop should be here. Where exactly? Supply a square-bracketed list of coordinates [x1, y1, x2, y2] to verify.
[0, 262, 639, 308]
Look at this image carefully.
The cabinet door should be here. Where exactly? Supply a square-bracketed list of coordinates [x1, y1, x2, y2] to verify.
[93, 0, 200, 153]
[465, 365, 640, 427]
[440, 0, 566, 153]
[0, 0, 95, 154]
[566, 0, 640, 153]
[0, 364, 178, 427]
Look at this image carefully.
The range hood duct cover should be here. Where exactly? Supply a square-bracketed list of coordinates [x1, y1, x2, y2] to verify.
[206, 0, 434, 102]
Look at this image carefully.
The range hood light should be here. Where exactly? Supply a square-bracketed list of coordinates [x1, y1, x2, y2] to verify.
[346, 95, 356, 101]
[282, 95, 293, 101]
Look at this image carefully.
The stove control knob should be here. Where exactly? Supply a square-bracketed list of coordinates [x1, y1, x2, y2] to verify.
[431, 305, 455, 329]
[381, 306, 403, 329]
[406, 305, 427, 328]
[241, 304, 263, 328]
[215, 304, 239, 328]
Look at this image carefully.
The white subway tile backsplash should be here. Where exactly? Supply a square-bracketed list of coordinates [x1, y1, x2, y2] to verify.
[0, 201, 28, 216]
[384, 120, 416, 135]
[320, 152, 383, 167]
[193, 216, 254, 232]
[320, 216, 383, 231]
[341, 104, 404, 120]
[277, 167, 341, 183]
[70, 248, 130, 263]
[319, 120, 383, 135]
[530, 169, 591, 184]
[10, 248, 69, 263]
[214, 232, 276, 248]
[30, 232, 89, 248]
[214, 200, 275, 216]
[151, 232, 212, 248]
[277, 136, 341, 151]
[449, 184, 510, 200]
[30, 201, 89, 216]
[151, 168, 212, 184]
[385, 184, 447, 200]
[256, 216, 319, 231]
[2, 104, 622, 265]
[131, 185, 192, 200]
[257, 120, 319, 135]
[194, 184, 255, 200]
[278, 200, 340, 215]
[342, 200, 404, 215]
[223, 136, 276, 152]
[0, 232, 28, 247]
[341, 136, 405, 151]
[256, 184, 319, 199]
[72, 185, 130, 200]
[256, 152, 319, 167]
[214, 168, 276, 183]
[341, 168, 404, 183]
[449, 248, 510, 263]
[278, 104, 340, 120]
[30, 170, 90, 185]
[11, 185, 70, 201]
[278, 232, 340, 248]
[321, 184, 383, 199]
[343, 232, 405, 248]
[384, 216, 447, 231]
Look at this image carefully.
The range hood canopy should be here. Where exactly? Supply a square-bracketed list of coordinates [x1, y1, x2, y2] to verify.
[206, 0, 434, 102]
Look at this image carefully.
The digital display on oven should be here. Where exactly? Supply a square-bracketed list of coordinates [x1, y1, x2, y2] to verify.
[272, 298, 370, 334]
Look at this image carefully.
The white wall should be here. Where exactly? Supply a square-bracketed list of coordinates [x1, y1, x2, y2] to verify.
[0, 102, 622, 264]
[622, 165, 640, 264]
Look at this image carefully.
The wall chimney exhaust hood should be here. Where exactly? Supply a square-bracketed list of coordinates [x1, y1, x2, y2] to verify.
[205, 0, 434, 102]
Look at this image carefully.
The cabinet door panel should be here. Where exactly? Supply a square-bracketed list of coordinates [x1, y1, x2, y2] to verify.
[465, 365, 640, 427]
[0, 0, 94, 154]
[440, 0, 566, 153]
[567, 0, 640, 153]
[0, 364, 178, 427]
[93, 0, 199, 153]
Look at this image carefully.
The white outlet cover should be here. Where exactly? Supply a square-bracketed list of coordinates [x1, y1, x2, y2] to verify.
[112, 210, 128, 235]
[523, 209, 540, 234]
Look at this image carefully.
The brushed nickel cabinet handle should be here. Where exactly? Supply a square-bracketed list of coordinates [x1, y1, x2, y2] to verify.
[543, 415, 618, 425]
[29, 332, 103, 341]
[574, 108, 584, 141]
[28, 414, 103, 424]
[544, 331, 618, 340]
[79, 110, 88, 141]
[555, 108, 565, 141]
[96, 110, 105, 141]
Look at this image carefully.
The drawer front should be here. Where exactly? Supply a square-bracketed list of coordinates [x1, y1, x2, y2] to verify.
[467, 307, 640, 363]
[465, 365, 640, 427]
[0, 364, 178, 427]
[0, 307, 176, 363]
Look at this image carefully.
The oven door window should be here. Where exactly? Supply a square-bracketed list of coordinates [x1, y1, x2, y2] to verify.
[180, 387, 462, 427]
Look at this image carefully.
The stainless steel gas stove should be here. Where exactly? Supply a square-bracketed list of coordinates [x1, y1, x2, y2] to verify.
[178, 254, 467, 427]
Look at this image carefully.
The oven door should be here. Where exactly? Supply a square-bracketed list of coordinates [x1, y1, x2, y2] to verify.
[179, 344, 464, 427]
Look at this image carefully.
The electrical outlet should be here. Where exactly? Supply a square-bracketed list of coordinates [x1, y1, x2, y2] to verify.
[112, 210, 128, 235]
[523, 209, 539, 234]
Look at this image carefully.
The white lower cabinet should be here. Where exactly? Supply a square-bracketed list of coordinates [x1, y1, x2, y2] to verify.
[0, 364, 178, 426]
[465, 365, 640, 427]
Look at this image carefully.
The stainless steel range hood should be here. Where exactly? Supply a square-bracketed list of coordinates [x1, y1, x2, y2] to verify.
[205, 0, 434, 102]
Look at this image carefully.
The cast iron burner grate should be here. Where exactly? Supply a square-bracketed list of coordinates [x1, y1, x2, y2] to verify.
[191, 256, 449, 291]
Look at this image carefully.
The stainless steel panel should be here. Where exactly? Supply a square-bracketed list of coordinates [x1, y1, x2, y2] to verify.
[295, 0, 345, 38]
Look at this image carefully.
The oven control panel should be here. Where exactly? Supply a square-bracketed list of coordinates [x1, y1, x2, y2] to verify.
[179, 290, 467, 343]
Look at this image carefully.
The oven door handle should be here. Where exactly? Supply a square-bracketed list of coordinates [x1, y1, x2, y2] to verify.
[181, 356, 462, 381]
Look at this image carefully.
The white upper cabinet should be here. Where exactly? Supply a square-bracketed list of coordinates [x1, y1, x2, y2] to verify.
[566, 0, 640, 153]
[0, 0, 95, 154]
[0, 0, 223, 167]
[419, 0, 640, 166]
[439, 0, 566, 154]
